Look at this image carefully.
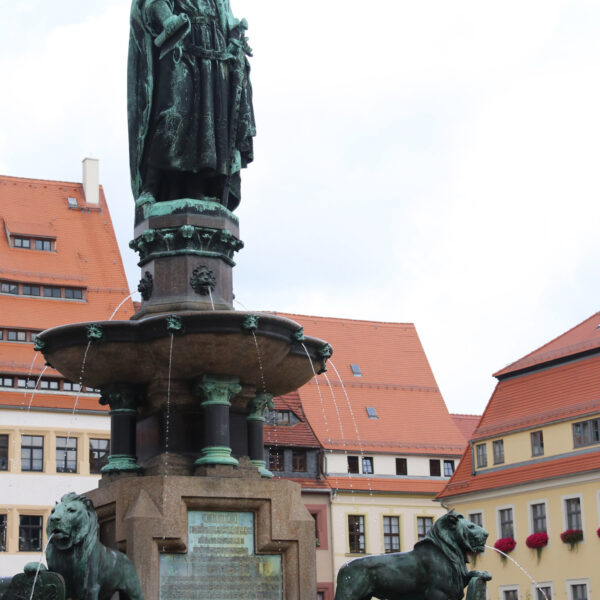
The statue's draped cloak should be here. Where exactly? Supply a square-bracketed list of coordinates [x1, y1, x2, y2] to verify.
[128, 0, 255, 210]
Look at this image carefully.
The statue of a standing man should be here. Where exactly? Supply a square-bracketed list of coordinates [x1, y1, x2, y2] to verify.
[128, 0, 255, 212]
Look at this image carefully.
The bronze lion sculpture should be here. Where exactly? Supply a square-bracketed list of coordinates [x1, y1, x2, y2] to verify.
[335, 511, 491, 600]
[41, 492, 143, 600]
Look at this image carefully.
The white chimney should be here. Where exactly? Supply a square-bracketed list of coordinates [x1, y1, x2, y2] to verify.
[82, 157, 100, 204]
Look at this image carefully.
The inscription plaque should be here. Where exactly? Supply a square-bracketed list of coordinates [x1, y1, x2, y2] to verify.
[160, 511, 282, 600]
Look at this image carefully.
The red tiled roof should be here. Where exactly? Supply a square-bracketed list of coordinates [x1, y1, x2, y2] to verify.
[273, 313, 466, 455]
[327, 476, 446, 494]
[0, 389, 107, 413]
[473, 353, 600, 439]
[451, 414, 481, 442]
[494, 311, 600, 378]
[274, 477, 331, 490]
[0, 175, 134, 384]
[264, 391, 321, 447]
[438, 447, 600, 499]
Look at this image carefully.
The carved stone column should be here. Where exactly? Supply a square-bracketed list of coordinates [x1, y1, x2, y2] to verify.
[247, 393, 273, 478]
[99, 383, 143, 474]
[194, 376, 241, 466]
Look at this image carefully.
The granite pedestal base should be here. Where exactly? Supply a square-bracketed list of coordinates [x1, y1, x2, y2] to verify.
[85, 460, 316, 600]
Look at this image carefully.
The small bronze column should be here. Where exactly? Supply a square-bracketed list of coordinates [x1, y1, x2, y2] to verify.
[194, 375, 241, 466]
[247, 393, 273, 478]
[99, 383, 143, 473]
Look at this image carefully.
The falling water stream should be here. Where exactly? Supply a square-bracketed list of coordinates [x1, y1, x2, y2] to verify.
[64, 341, 92, 450]
[484, 545, 549, 600]
[108, 292, 136, 321]
[161, 332, 174, 551]
[28, 532, 54, 600]
[26, 366, 48, 411]
[208, 289, 215, 311]
[23, 352, 40, 400]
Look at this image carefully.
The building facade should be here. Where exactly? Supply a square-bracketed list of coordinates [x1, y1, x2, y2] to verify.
[0, 161, 133, 575]
[438, 312, 600, 600]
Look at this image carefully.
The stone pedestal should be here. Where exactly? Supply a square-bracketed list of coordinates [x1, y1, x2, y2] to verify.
[86, 465, 316, 600]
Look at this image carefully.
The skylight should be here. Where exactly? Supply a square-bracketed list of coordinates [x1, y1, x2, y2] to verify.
[350, 364, 362, 377]
[366, 406, 378, 419]
[67, 197, 78, 207]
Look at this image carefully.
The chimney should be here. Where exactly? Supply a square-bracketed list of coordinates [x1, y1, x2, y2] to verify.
[82, 157, 99, 204]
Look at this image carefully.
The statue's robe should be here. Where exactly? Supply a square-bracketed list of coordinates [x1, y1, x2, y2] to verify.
[128, 0, 255, 210]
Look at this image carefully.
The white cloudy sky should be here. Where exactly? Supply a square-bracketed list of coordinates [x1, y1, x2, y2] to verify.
[2, 1, 600, 416]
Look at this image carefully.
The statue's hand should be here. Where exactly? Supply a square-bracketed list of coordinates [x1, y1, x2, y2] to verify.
[469, 570, 492, 581]
[155, 14, 188, 48]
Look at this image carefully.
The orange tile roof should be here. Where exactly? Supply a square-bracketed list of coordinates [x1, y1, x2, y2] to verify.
[438, 447, 600, 499]
[274, 476, 331, 490]
[494, 311, 600, 378]
[0, 173, 133, 414]
[451, 414, 481, 442]
[264, 391, 321, 447]
[473, 353, 600, 439]
[273, 313, 466, 455]
[0, 389, 107, 413]
[327, 476, 446, 494]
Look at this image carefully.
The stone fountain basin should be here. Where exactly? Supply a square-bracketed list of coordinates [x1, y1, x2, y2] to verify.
[37, 311, 330, 397]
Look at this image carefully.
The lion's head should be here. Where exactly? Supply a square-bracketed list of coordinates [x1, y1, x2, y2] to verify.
[46, 492, 98, 552]
[425, 510, 488, 559]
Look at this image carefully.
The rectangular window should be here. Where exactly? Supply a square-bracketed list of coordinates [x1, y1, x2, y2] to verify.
[499, 508, 514, 538]
[64, 288, 83, 300]
[476, 443, 487, 467]
[22, 285, 40, 296]
[0, 514, 6, 551]
[0, 434, 8, 470]
[34, 239, 52, 251]
[573, 418, 600, 447]
[268, 447, 284, 471]
[56, 437, 77, 473]
[347, 456, 359, 474]
[362, 456, 374, 474]
[89, 439, 109, 474]
[443, 460, 455, 476]
[468, 512, 483, 527]
[531, 503, 546, 533]
[21, 435, 43, 472]
[310, 513, 320, 545]
[7, 330, 27, 342]
[275, 411, 290, 425]
[429, 459, 441, 476]
[292, 450, 307, 472]
[43, 287, 61, 298]
[348, 515, 365, 553]
[571, 585, 588, 600]
[537, 587, 552, 600]
[19, 515, 42, 551]
[565, 498, 582, 530]
[531, 431, 544, 456]
[13, 237, 30, 249]
[17, 378, 35, 389]
[493, 439, 505, 464]
[417, 517, 433, 540]
[63, 381, 82, 392]
[395, 457, 407, 476]
[39, 379, 59, 390]
[1, 282, 18, 294]
[2, 377, 14, 387]
[504, 591, 519, 600]
[383, 516, 400, 553]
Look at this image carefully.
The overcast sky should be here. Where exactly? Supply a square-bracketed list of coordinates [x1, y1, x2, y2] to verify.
[2, 1, 600, 416]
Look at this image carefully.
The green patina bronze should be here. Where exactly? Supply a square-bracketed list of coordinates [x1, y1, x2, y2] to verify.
[189, 265, 217, 295]
[86, 324, 103, 343]
[247, 392, 273, 421]
[292, 327, 305, 342]
[21, 493, 144, 600]
[128, 0, 255, 211]
[165, 314, 183, 333]
[33, 338, 48, 353]
[194, 375, 241, 407]
[242, 314, 259, 333]
[334, 511, 491, 600]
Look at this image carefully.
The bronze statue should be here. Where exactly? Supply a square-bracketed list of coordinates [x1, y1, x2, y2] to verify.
[334, 511, 491, 600]
[43, 493, 143, 600]
[128, 0, 255, 211]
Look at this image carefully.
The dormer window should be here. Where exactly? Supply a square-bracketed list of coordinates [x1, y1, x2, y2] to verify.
[13, 237, 30, 249]
[10, 236, 55, 252]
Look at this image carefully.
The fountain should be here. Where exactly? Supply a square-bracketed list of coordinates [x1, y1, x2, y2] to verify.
[3, 2, 332, 599]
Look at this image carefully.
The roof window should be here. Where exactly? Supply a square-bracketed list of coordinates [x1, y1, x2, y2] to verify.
[350, 364, 362, 377]
[67, 197, 78, 207]
[366, 406, 378, 419]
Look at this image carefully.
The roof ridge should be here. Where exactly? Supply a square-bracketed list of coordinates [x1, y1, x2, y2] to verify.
[269, 311, 415, 327]
[494, 311, 600, 377]
[0, 174, 89, 187]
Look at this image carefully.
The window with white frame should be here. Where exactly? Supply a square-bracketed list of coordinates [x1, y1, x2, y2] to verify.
[499, 507, 514, 538]
[531, 430, 544, 456]
[567, 581, 589, 600]
[533, 584, 552, 600]
[564, 497, 582, 531]
[530, 503, 547, 533]
[417, 517, 433, 540]
[468, 512, 483, 528]
[500, 587, 519, 600]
